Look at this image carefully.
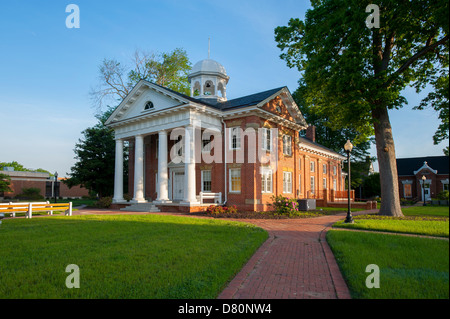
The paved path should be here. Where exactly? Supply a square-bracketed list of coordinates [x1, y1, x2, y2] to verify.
[217, 213, 369, 299]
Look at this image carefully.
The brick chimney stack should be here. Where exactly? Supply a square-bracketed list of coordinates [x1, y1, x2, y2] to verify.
[305, 125, 316, 143]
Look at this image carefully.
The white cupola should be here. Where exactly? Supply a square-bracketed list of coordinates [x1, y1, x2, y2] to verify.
[188, 58, 229, 102]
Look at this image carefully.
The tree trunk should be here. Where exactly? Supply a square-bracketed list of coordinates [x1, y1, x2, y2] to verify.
[372, 106, 404, 217]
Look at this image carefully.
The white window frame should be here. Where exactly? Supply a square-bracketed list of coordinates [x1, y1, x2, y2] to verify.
[333, 178, 337, 190]
[403, 183, 412, 198]
[283, 135, 292, 156]
[201, 170, 212, 192]
[310, 161, 315, 172]
[202, 136, 212, 153]
[262, 128, 272, 151]
[299, 174, 302, 194]
[261, 168, 273, 193]
[323, 177, 327, 189]
[323, 164, 327, 174]
[310, 176, 315, 194]
[229, 168, 241, 193]
[229, 127, 241, 150]
[283, 171, 293, 194]
[333, 165, 337, 175]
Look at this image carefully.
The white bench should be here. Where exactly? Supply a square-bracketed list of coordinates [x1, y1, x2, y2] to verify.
[0, 202, 72, 218]
[199, 192, 222, 204]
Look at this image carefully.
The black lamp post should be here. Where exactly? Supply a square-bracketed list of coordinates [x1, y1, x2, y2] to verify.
[54, 172, 58, 203]
[422, 175, 426, 206]
[344, 140, 354, 223]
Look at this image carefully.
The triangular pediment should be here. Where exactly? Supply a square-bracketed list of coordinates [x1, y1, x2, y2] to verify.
[414, 161, 438, 175]
[257, 87, 307, 127]
[105, 80, 190, 125]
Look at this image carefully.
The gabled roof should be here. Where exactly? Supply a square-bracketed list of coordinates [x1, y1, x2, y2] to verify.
[106, 80, 306, 126]
[209, 87, 286, 110]
[396, 156, 449, 176]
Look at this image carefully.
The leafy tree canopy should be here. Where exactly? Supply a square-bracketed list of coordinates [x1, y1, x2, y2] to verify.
[91, 48, 192, 112]
[0, 161, 52, 175]
[275, 0, 449, 216]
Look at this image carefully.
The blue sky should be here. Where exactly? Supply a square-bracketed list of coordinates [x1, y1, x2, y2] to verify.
[0, 0, 447, 176]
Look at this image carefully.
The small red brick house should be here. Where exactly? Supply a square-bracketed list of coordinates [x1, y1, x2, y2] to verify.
[397, 156, 449, 201]
[106, 58, 347, 212]
[0, 169, 89, 200]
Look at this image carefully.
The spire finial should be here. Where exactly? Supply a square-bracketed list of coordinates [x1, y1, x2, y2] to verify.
[208, 37, 211, 59]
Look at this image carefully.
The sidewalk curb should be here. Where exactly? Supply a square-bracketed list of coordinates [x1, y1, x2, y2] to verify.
[319, 225, 352, 299]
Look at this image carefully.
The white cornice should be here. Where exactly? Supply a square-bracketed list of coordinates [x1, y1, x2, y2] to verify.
[298, 143, 346, 161]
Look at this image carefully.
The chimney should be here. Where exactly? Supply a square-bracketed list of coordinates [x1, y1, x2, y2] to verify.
[306, 125, 316, 143]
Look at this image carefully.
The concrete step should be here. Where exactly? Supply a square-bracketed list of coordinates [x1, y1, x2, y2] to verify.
[120, 202, 160, 212]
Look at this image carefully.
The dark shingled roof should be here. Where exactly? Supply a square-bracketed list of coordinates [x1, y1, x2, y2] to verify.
[396, 156, 449, 176]
[214, 87, 285, 110]
[146, 80, 285, 111]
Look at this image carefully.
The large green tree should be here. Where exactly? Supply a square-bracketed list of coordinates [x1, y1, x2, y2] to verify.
[0, 173, 12, 194]
[275, 0, 449, 216]
[65, 108, 124, 198]
[90, 48, 192, 112]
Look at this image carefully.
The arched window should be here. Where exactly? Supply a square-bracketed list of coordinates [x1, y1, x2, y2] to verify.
[203, 80, 215, 96]
[144, 101, 154, 110]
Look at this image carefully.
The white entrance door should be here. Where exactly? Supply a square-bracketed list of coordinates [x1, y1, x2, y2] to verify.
[173, 172, 185, 200]
[423, 184, 431, 201]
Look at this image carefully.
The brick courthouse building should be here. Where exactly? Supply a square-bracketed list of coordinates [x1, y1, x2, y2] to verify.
[106, 58, 347, 212]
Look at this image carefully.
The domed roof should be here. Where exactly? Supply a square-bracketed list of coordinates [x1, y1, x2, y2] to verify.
[189, 59, 228, 79]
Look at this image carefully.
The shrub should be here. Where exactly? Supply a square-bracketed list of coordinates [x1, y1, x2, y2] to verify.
[15, 187, 44, 200]
[123, 193, 132, 202]
[437, 190, 449, 200]
[206, 205, 238, 215]
[95, 196, 112, 208]
[270, 195, 299, 216]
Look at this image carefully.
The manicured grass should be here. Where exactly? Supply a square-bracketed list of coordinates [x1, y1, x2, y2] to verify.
[327, 230, 449, 299]
[0, 214, 267, 298]
[402, 205, 449, 218]
[333, 215, 449, 237]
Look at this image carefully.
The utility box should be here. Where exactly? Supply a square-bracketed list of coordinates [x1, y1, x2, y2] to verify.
[297, 199, 316, 211]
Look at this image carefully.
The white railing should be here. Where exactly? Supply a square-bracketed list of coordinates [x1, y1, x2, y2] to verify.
[0, 202, 72, 218]
[199, 192, 222, 204]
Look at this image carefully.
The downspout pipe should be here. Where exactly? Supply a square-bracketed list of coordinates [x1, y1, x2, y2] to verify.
[221, 118, 227, 206]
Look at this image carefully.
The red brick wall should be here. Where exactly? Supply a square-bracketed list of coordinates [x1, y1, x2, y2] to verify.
[126, 112, 344, 212]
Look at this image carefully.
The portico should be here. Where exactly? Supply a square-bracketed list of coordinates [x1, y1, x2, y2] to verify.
[107, 80, 222, 207]
[112, 125, 202, 206]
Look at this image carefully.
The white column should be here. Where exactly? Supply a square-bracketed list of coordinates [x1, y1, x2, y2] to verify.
[183, 124, 198, 203]
[156, 130, 170, 203]
[132, 135, 146, 203]
[112, 139, 124, 203]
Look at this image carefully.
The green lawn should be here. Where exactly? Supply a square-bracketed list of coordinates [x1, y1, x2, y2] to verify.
[0, 214, 267, 299]
[402, 205, 449, 217]
[327, 230, 449, 299]
[333, 215, 449, 237]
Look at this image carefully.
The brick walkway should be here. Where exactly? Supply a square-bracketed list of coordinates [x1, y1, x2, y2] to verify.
[217, 213, 362, 299]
